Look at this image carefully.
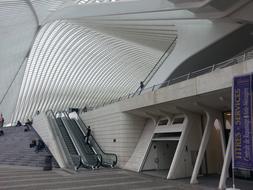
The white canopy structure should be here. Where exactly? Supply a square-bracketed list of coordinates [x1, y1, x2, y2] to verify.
[0, 0, 252, 123]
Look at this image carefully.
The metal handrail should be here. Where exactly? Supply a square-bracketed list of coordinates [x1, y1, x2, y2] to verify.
[133, 37, 177, 96]
[60, 114, 98, 169]
[46, 110, 75, 169]
[75, 114, 117, 167]
[89, 49, 253, 111]
[62, 111, 102, 168]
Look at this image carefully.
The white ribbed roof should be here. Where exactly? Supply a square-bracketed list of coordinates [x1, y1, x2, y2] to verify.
[0, 0, 37, 103]
[3, 0, 247, 123]
[12, 19, 176, 121]
[76, 0, 120, 4]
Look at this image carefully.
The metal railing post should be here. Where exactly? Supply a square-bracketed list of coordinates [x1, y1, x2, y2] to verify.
[167, 80, 170, 86]
[91, 49, 253, 111]
[243, 53, 246, 62]
[187, 73, 191, 80]
[211, 64, 215, 71]
[152, 85, 155, 91]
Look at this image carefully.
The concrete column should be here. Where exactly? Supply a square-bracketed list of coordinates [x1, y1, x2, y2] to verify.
[217, 117, 226, 158]
[190, 110, 214, 184]
[167, 113, 190, 179]
[218, 124, 232, 189]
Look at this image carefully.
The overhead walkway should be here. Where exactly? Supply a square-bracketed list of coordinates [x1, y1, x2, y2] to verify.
[81, 53, 253, 188]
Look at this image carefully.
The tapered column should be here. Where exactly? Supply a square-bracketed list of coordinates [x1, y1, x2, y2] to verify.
[167, 114, 190, 179]
[190, 110, 215, 184]
[218, 125, 232, 189]
[216, 117, 226, 158]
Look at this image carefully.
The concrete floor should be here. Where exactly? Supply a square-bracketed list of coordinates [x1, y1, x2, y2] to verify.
[0, 165, 252, 190]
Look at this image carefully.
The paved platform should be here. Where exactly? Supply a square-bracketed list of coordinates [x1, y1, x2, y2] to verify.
[0, 165, 252, 190]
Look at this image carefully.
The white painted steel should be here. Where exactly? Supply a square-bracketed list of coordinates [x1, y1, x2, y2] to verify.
[12, 19, 175, 122]
[124, 117, 157, 172]
[219, 129, 232, 190]
[167, 113, 189, 179]
[1, 0, 251, 124]
[190, 106, 216, 184]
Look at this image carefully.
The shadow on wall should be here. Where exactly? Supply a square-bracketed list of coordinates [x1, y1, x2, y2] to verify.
[168, 24, 253, 80]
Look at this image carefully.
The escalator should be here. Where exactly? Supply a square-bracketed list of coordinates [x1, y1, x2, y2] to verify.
[55, 118, 78, 156]
[54, 117, 91, 169]
[73, 114, 117, 167]
[46, 110, 77, 170]
[60, 112, 101, 169]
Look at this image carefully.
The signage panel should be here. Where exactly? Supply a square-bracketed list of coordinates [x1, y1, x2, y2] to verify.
[233, 74, 253, 170]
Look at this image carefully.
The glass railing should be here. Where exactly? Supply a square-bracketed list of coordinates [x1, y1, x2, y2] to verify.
[75, 114, 117, 167]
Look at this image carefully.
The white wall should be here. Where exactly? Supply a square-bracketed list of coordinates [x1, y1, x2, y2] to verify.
[142, 141, 178, 171]
[142, 142, 159, 170]
[0, 2, 37, 124]
[0, 60, 26, 125]
[168, 113, 202, 179]
[81, 111, 146, 168]
[206, 124, 223, 174]
[124, 118, 155, 171]
[81, 60, 253, 170]
[231, 1, 253, 23]
[33, 113, 67, 168]
[147, 21, 241, 87]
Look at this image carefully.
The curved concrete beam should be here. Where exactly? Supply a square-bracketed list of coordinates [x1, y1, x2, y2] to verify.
[146, 20, 242, 87]
[43, 0, 211, 25]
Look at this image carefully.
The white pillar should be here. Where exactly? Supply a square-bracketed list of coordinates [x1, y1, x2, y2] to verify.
[217, 117, 226, 158]
[167, 113, 191, 179]
[190, 110, 215, 184]
[218, 131, 232, 189]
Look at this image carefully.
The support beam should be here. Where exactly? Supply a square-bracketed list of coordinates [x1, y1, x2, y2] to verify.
[190, 103, 222, 184]
[190, 108, 215, 184]
[167, 112, 189, 179]
[43, 0, 209, 24]
[25, 0, 40, 26]
[156, 109, 174, 124]
[167, 107, 200, 179]
[157, 109, 174, 118]
[216, 117, 226, 158]
[219, 130, 232, 189]
[143, 111, 158, 126]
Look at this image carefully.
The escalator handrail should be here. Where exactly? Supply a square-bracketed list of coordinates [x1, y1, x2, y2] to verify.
[60, 116, 97, 169]
[54, 117, 78, 156]
[62, 112, 102, 168]
[64, 113, 102, 168]
[45, 110, 75, 169]
[75, 113, 117, 167]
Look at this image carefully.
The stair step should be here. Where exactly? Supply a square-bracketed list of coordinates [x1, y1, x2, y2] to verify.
[0, 127, 59, 168]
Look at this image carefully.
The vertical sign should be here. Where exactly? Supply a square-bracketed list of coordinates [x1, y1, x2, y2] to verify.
[233, 74, 253, 170]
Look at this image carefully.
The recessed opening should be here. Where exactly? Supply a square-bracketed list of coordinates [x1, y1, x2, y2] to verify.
[172, 117, 184, 124]
[158, 119, 169, 126]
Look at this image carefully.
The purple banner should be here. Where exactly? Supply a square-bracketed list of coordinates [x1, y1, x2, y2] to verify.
[233, 74, 253, 170]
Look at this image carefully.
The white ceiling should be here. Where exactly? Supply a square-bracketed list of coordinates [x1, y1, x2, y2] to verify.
[0, 0, 251, 123]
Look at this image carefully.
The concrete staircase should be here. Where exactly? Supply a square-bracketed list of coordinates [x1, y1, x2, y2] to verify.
[0, 126, 59, 168]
